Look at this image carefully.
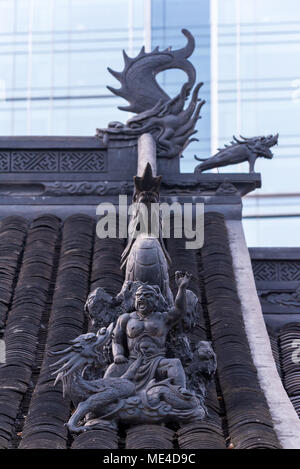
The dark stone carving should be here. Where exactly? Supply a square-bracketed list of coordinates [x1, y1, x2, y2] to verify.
[51, 164, 216, 432]
[60, 151, 106, 172]
[134, 162, 162, 198]
[280, 263, 300, 281]
[161, 178, 250, 195]
[12, 150, 58, 172]
[252, 261, 300, 282]
[252, 261, 278, 281]
[216, 179, 238, 195]
[107, 29, 196, 114]
[194, 134, 279, 173]
[43, 181, 132, 196]
[0, 152, 10, 171]
[121, 163, 172, 305]
[3, 150, 107, 173]
[96, 29, 205, 159]
[162, 181, 220, 194]
[259, 287, 300, 307]
[52, 276, 216, 432]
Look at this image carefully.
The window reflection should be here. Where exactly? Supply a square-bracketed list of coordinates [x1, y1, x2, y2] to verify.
[0, 0, 299, 246]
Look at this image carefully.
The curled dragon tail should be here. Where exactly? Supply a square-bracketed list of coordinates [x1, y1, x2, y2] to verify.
[107, 29, 196, 114]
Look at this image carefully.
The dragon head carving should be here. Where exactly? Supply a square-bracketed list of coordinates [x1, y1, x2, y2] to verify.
[234, 133, 279, 159]
[50, 322, 114, 386]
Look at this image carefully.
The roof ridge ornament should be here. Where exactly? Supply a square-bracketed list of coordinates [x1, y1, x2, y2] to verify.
[194, 133, 279, 173]
[107, 28, 196, 114]
[96, 29, 206, 159]
[133, 162, 161, 199]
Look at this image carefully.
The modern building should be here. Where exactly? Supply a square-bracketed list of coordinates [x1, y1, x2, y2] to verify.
[0, 0, 300, 245]
[0, 4, 300, 451]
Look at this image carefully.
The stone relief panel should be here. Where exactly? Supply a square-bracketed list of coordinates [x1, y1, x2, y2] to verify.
[11, 151, 59, 172]
[252, 261, 300, 282]
[0, 152, 10, 172]
[1, 150, 107, 173]
[60, 151, 107, 172]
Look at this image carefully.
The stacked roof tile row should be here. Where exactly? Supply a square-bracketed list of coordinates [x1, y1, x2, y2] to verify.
[199, 214, 280, 449]
[268, 324, 300, 418]
[0, 213, 281, 449]
[250, 249, 300, 422]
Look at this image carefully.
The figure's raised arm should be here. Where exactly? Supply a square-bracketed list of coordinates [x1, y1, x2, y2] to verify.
[166, 271, 192, 326]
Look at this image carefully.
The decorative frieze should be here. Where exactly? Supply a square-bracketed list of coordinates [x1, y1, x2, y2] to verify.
[11, 151, 58, 172]
[252, 261, 300, 282]
[60, 151, 106, 172]
[1, 150, 107, 173]
[43, 181, 133, 196]
[0, 152, 10, 171]
[259, 288, 300, 307]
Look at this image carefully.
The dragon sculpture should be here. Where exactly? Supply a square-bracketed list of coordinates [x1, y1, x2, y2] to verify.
[51, 290, 216, 433]
[194, 134, 279, 173]
[96, 29, 205, 159]
[51, 164, 216, 433]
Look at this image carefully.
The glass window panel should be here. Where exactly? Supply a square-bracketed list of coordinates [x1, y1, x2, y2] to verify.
[0, 0, 14, 35]
[0, 0, 299, 249]
[243, 217, 300, 247]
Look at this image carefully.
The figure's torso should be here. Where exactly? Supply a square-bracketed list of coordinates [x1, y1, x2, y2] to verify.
[126, 311, 168, 357]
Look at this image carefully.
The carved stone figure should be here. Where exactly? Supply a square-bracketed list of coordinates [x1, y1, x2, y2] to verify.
[96, 29, 205, 159]
[121, 163, 173, 306]
[194, 134, 279, 173]
[52, 274, 216, 433]
[51, 29, 218, 435]
[51, 163, 216, 433]
[104, 273, 191, 387]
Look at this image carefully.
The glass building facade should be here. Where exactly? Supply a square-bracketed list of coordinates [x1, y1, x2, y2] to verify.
[0, 0, 300, 246]
[0, 0, 147, 135]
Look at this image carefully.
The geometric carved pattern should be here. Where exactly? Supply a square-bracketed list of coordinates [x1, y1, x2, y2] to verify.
[11, 151, 58, 172]
[7, 150, 107, 173]
[60, 151, 106, 172]
[252, 261, 277, 281]
[252, 260, 300, 281]
[280, 262, 300, 281]
[0, 152, 10, 171]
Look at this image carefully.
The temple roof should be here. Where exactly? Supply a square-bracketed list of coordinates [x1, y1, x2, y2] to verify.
[1, 24, 298, 449]
[250, 248, 300, 422]
[0, 212, 282, 449]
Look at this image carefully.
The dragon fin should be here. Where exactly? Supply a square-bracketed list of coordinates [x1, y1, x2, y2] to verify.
[194, 155, 207, 162]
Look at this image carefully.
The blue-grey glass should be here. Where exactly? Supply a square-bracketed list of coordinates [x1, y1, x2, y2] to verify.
[0, 0, 299, 246]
